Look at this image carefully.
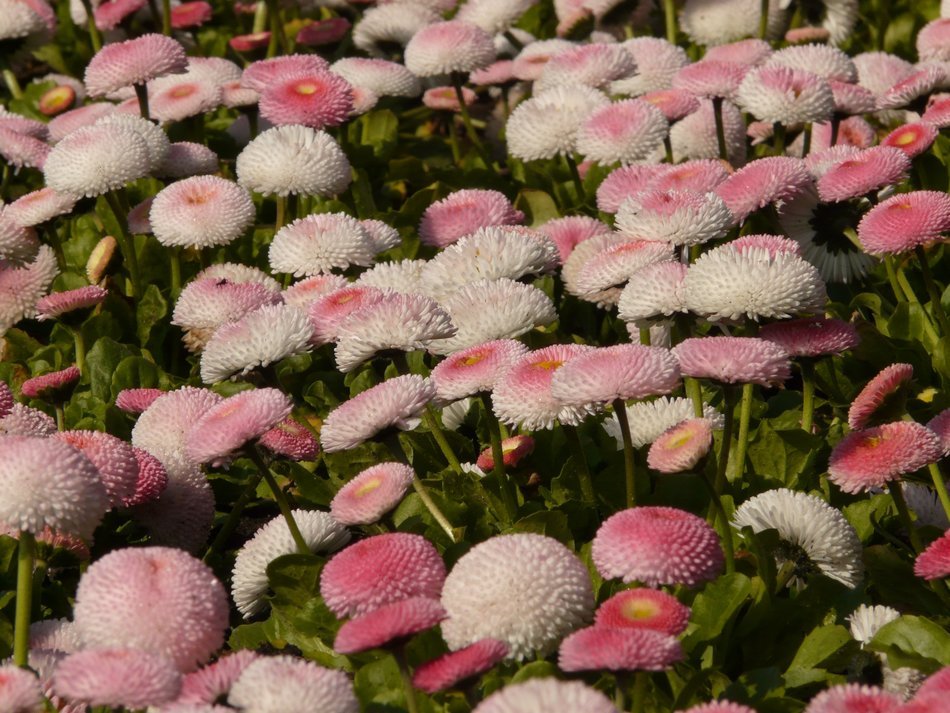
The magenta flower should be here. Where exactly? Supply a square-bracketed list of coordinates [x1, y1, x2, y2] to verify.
[259, 71, 354, 129]
[759, 317, 859, 358]
[647, 418, 715, 474]
[240, 54, 330, 92]
[816, 146, 910, 203]
[35, 286, 107, 320]
[419, 189, 524, 249]
[258, 417, 319, 461]
[914, 530, 950, 581]
[847, 363, 913, 430]
[329, 462, 414, 526]
[857, 190, 950, 256]
[882, 122, 938, 158]
[595, 588, 690, 636]
[430, 339, 529, 403]
[559, 626, 683, 672]
[20, 366, 80, 399]
[412, 639, 508, 694]
[476, 435, 534, 471]
[715, 157, 811, 224]
[334, 597, 446, 654]
[115, 387, 164, 414]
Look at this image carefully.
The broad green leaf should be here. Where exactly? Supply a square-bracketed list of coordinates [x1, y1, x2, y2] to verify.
[110, 356, 159, 398]
[868, 615, 950, 671]
[136, 284, 168, 347]
[685, 573, 752, 645]
[515, 189, 559, 226]
[84, 338, 134, 401]
[786, 624, 852, 672]
[508, 510, 573, 547]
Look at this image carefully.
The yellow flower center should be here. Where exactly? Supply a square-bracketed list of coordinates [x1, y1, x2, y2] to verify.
[355, 476, 382, 497]
[621, 598, 659, 621]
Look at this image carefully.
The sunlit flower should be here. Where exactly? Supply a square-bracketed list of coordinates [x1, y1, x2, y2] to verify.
[43, 123, 151, 197]
[330, 462, 414, 526]
[404, 20, 496, 77]
[228, 656, 358, 713]
[236, 125, 351, 197]
[506, 85, 610, 161]
[673, 336, 792, 386]
[759, 317, 859, 357]
[647, 418, 714, 474]
[419, 189, 524, 249]
[617, 189, 734, 247]
[150, 176, 254, 250]
[828, 421, 943, 493]
[680, 0, 787, 45]
[84, 33, 187, 96]
[535, 43, 637, 93]
[617, 261, 688, 325]
[669, 98, 747, 165]
[857, 190, 950, 256]
[330, 58, 421, 98]
[595, 588, 690, 635]
[473, 678, 616, 713]
[610, 37, 688, 96]
[259, 71, 354, 129]
[52, 648, 182, 708]
[35, 285, 107, 320]
[816, 146, 911, 203]
[412, 639, 508, 694]
[352, 3, 440, 56]
[269, 213, 376, 277]
[803, 684, 902, 713]
[715, 156, 812, 224]
[559, 626, 683, 672]
[334, 597, 446, 654]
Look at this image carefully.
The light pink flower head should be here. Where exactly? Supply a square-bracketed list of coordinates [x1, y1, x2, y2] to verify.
[422, 85, 475, 111]
[816, 146, 911, 203]
[171, 0, 212, 28]
[258, 417, 319, 461]
[764, 43, 856, 82]
[616, 189, 735, 247]
[540, 215, 611, 263]
[47, 101, 116, 142]
[185, 388, 293, 466]
[240, 54, 329, 92]
[857, 190, 950, 256]
[535, 43, 637, 93]
[57, 430, 139, 508]
[0, 665, 44, 712]
[128, 447, 168, 507]
[576, 99, 668, 165]
[404, 20, 496, 77]
[670, 98, 747, 165]
[877, 65, 944, 110]
[176, 651, 259, 706]
[572, 240, 675, 303]
[595, 588, 690, 635]
[73, 546, 229, 671]
[714, 156, 812, 223]
[759, 317, 859, 358]
[308, 285, 385, 345]
[330, 462, 414, 525]
[914, 530, 950, 581]
[148, 79, 221, 124]
[259, 71, 354, 129]
[21, 366, 80, 399]
[1, 245, 58, 335]
[84, 33, 188, 96]
[42, 122, 151, 198]
[172, 277, 282, 352]
[651, 159, 731, 193]
[283, 274, 349, 309]
[412, 639, 508, 694]
[470, 60, 515, 86]
[473, 678, 616, 713]
[0, 403, 57, 437]
[476, 434, 534, 471]
[729, 233, 802, 257]
[559, 626, 683, 672]
[35, 285, 107, 320]
[609, 36, 688, 96]
[334, 596, 446, 654]
[52, 648, 182, 708]
[156, 142, 218, 179]
[673, 60, 747, 100]
[803, 683, 902, 713]
[320, 532, 446, 618]
[4, 187, 76, 228]
[828, 79, 877, 115]
[928, 409, 950, 455]
[269, 212, 376, 277]
[592, 506, 724, 587]
[596, 164, 664, 214]
[848, 363, 914, 430]
[0, 126, 49, 169]
[882, 122, 938, 158]
[647, 418, 714, 474]
[419, 189, 523, 249]
[922, 95, 950, 127]
[704, 39, 773, 67]
[430, 339, 529, 403]
[150, 176, 255, 250]
[94, 0, 146, 31]
[115, 387, 163, 414]
[828, 421, 943, 493]
[674, 337, 791, 387]
[736, 66, 834, 124]
[641, 88, 701, 121]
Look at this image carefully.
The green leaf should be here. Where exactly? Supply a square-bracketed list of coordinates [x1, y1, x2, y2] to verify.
[510, 660, 559, 683]
[110, 356, 159, 398]
[786, 624, 852, 672]
[515, 189, 560, 226]
[136, 284, 168, 347]
[747, 422, 823, 489]
[684, 573, 752, 645]
[358, 109, 399, 159]
[864, 545, 944, 613]
[84, 338, 134, 401]
[868, 615, 950, 672]
[507, 510, 573, 547]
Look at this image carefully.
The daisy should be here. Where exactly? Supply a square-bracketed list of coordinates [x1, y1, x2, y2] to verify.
[616, 189, 735, 247]
[333, 597, 446, 654]
[558, 627, 683, 672]
[258, 71, 354, 130]
[150, 176, 255, 250]
[673, 336, 792, 387]
[227, 656, 358, 713]
[404, 20, 496, 77]
[269, 213, 376, 277]
[576, 99, 669, 165]
[505, 84, 610, 162]
[418, 189, 524, 249]
[412, 639, 508, 694]
[828, 421, 943, 493]
[857, 190, 950, 256]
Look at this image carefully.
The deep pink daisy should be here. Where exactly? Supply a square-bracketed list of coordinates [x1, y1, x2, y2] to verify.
[430, 339, 529, 403]
[922, 95, 950, 128]
[128, 447, 168, 507]
[857, 190, 950, 255]
[229, 32, 270, 52]
[320, 532, 446, 618]
[185, 388, 293, 466]
[647, 418, 714, 474]
[592, 506, 724, 587]
[594, 588, 690, 636]
[928, 409, 950, 455]
[35, 285, 107, 320]
[176, 650, 259, 705]
[94, 0, 146, 30]
[115, 387, 163, 414]
[170, 1, 212, 28]
[84, 33, 188, 96]
[240, 54, 329, 92]
[539, 215, 611, 263]
[258, 72, 354, 129]
[828, 421, 943, 493]
[848, 363, 914, 430]
[914, 530, 950, 581]
[915, 666, 950, 701]
[57, 430, 139, 508]
[558, 626, 683, 672]
[21, 366, 80, 399]
[816, 146, 911, 203]
[673, 60, 747, 100]
[673, 337, 792, 387]
[52, 648, 182, 708]
[329, 462, 414, 526]
[419, 189, 524, 249]
[412, 639, 508, 694]
[878, 65, 944, 110]
[882, 122, 938, 158]
[296, 17, 351, 46]
[714, 157, 812, 223]
[476, 435, 534, 471]
[258, 417, 319, 461]
[803, 683, 902, 713]
[334, 597, 446, 654]
[641, 88, 701, 121]
[759, 317, 859, 358]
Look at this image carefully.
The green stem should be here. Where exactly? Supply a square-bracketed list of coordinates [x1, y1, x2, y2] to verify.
[169, 247, 182, 303]
[614, 398, 638, 508]
[54, 403, 65, 432]
[774, 559, 796, 593]
[885, 256, 904, 304]
[249, 449, 309, 554]
[731, 383, 754, 481]
[133, 83, 150, 122]
[927, 463, 950, 524]
[161, 0, 171, 34]
[773, 122, 786, 155]
[480, 393, 517, 525]
[423, 406, 462, 475]
[265, 0, 287, 56]
[639, 327, 652, 346]
[663, 0, 677, 43]
[890, 480, 923, 554]
[103, 191, 141, 298]
[451, 73, 493, 171]
[664, 136, 674, 164]
[685, 377, 705, 419]
[412, 476, 456, 542]
[395, 646, 420, 713]
[2, 69, 23, 100]
[896, 261, 941, 341]
[274, 195, 287, 233]
[502, 30, 525, 51]
[563, 424, 595, 505]
[801, 122, 812, 157]
[631, 671, 649, 713]
[78, 0, 103, 51]
[829, 116, 840, 146]
[252, 0, 267, 33]
[712, 387, 737, 497]
[915, 245, 950, 337]
[203, 471, 265, 561]
[800, 360, 815, 433]
[759, 0, 769, 39]
[712, 97, 728, 162]
[565, 153, 585, 204]
[70, 327, 86, 375]
[698, 468, 735, 573]
[13, 531, 35, 668]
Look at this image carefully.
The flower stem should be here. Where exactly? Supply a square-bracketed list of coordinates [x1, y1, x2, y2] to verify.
[13, 531, 35, 668]
[885, 256, 904, 304]
[664, 136, 674, 164]
[451, 73, 493, 171]
[169, 246, 182, 303]
[712, 97, 728, 161]
[563, 424, 595, 505]
[712, 387, 737, 497]
[800, 360, 815, 433]
[204, 471, 265, 561]
[685, 376, 704, 418]
[423, 406, 462, 475]
[800, 122, 812, 157]
[133, 83, 150, 122]
[890, 480, 923, 554]
[915, 245, 950, 337]
[663, 0, 677, 43]
[759, 0, 769, 39]
[698, 468, 735, 573]
[395, 646, 420, 713]
[631, 671, 649, 713]
[773, 122, 786, 154]
[54, 404, 65, 431]
[479, 393, 517, 525]
[613, 398, 638, 508]
[565, 153, 585, 204]
[72, 327, 86, 375]
[731, 382, 754, 481]
[412, 476, 456, 542]
[78, 0, 103, 51]
[161, 0, 171, 34]
[829, 116, 840, 146]
[248, 449, 309, 554]
[2, 69, 23, 99]
[103, 191, 141, 298]
[927, 463, 950, 524]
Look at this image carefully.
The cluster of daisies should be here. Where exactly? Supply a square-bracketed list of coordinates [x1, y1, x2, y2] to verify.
[2, 0, 950, 710]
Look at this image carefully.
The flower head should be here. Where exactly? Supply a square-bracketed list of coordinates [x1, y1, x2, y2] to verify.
[616, 189, 735, 247]
[540, 216, 611, 263]
[20, 366, 80, 399]
[882, 122, 938, 158]
[150, 176, 254, 250]
[610, 37, 688, 96]
[35, 285, 107, 320]
[803, 684, 902, 713]
[1, 245, 58, 336]
[476, 434, 534, 471]
[535, 43, 637, 93]
[419, 189, 524, 249]
[641, 88, 701, 121]
[674, 336, 791, 386]
[84, 34, 187, 96]
[57, 430, 140, 508]
[236, 125, 351, 197]
[915, 530, 950, 581]
[736, 66, 835, 124]
[558, 626, 683, 672]
[848, 363, 914, 430]
[352, 3, 440, 56]
[334, 597, 446, 654]
[269, 213, 376, 277]
[673, 60, 748, 100]
[0, 665, 43, 712]
[258, 417, 319, 461]
[227, 656, 358, 713]
[308, 285, 386, 345]
[506, 85, 610, 161]
[176, 651, 259, 706]
[816, 147, 911, 203]
[52, 648, 182, 708]
[595, 588, 690, 635]
[828, 422, 943, 493]
[764, 43, 856, 82]
[647, 418, 715, 474]
[473, 678, 616, 713]
[857, 191, 950, 256]
[715, 157, 812, 223]
[412, 639, 508, 694]
[404, 20, 496, 77]
[330, 462, 414, 526]
[43, 123, 151, 197]
[148, 78, 221, 123]
[0, 403, 57, 437]
[759, 317, 859, 357]
[330, 58, 421, 98]
[431, 339, 529, 402]
[258, 71, 354, 129]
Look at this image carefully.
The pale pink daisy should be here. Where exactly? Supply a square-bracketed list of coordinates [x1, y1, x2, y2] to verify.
[94, 0, 146, 30]
[47, 102, 116, 142]
[540, 215, 611, 263]
[52, 648, 182, 708]
[423, 85, 475, 111]
[922, 95, 950, 127]
[227, 656, 358, 713]
[617, 261, 688, 325]
[35, 285, 106, 320]
[704, 39, 773, 66]
[42, 122, 151, 198]
[170, 0, 211, 28]
[128, 447, 168, 506]
[57, 430, 139, 508]
[148, 79, 221, 124]
[673, 60, 747, 100]
[330, 462, 414, 526]
[559, 626, 683, 672]
[150, 176, 255, 250]
[505, 84, 611, 162]
[0, 403, 57, 437]
[595, 588, 690, 635]
[20, 366, 80, 399]
[418, 189, 523, 249]
[882, 122, 938, 158]
[878, 65, 944, 110]
[430, 339, 529, 402]
[680, 0, 788, 46]
[572, 239, 675, 303]
[240, 55, 330, 92]
[534, 43, 637, 93]
[0, 665, 43, 711]
[669, 98, 747, 165]
[914, 530, 950, 581]
[764, 43, 856, 82]
[576, 99, 668, 165]
[472, 678, 615, 713]
[3, 187, 77, 227]
[258, 417, 319, 461]
[475, 434, 534, 470]
[828, 79, 877, 115]
[510, 38, 575, 81]
[647, 418, 714, 474]
[283, 274, 349, 308]
[674, 337, 792, 387]
[828, 421, 943, 493]
[857, 191, 950, 255]
[84, 33, 188, 97]
[351, 3, 441, 57]
[308, 285, 386, 345]
[803, 684, 902, 713]
[816, 146, 910, 203]
[0, 126, 49, 170]
[610, 37, 688, 97]
[592, 506, 724, 587]
[334, 596, 446, 654]
[596, 164, 664, 214]
[172, 278, 282, 352]
[404, 20, 496, 77]
[1, 245, 58, 336]
[259, 72, 354, 130]
[759, 317, 859, 357]
[640, 88, 701, 121]
[175, 651, 259, 705]
[616, 189, 735, 246]
[737, 66, 835, 124]
[320, 374, 435, 452]
[651, 159, 731, 193]
[412, 639, 508, 694]
[848, 363, 914, 430]
[714, 156, 812, 223]
[331, 58, 422, 98]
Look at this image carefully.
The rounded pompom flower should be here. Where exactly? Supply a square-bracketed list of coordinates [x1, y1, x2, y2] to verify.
[0, 665, 44, 712]
[4, 187, 77, 228]
[241, 55, 329, 92]
[57, 430, 139, 508]
[848, 363, 914, 430]
[647, 418, 715, 474]
[52, 648, 182, 708]
[175, 650, 258, 706]
[43, 122, 150, 197]
[857, 190, 950, 256]
[576, 97, 669, 166]
[828, 422, 943, 494]
[618, 261, 688, 325]
[84, 33, 187, 96]
[673, 60, 748, 100]
[258, 72, 354, 129]
[352, 3, 440, 57]
[540, 215, 611, 264]
[20, 366, 80, 399]
[610, 37, 688, 96]
[595, 588, 690, 635]
[172, 277, 281, 353]
[1, 245, 58, 336]
[641, 88, 701, 122]
[878, 65, 944, 111]
[680, 0, 787, 46]
[334, 596, 446, 654]
[764, 43, 856, 82]
[258, 418, 319, 461]
[227, 656, 358, 713]
[231, 510, 350, 617]
[236, 125, 351, 198]
[914, 530, 950, 581]
[506, 85, 610, 161]
[431, 339, 529, 403]
[535, 43, 637, 93]
[673, 336, 791, 387]
[73, 546, 229, 672]
[0, 403, 57, 437]
[816, 146, 911, 203]
[441, 533, 594, 660]
[0, 435, 108, 539]
[330, 58, 421, 98]
[330, 462, 414, 526]
[472, 677, 617, 713]
[128, 447, 168, 506]
[35, 285, 107, 320]
[570, 239, 674, 305]
[319, 374, 434, 452]
[308, 285, 385, 345]
[269, 213, 376, 277]
[404, 20, 496, 77]
[715, 156, 811, 224]
[148, 78, 221, 124]
[733, 489, 863, 588]
[558, 626, 683, 672]
[412, 639, 508, 694]
[592, 506, 724, 587]
[320, 532, 446, 618]
[419, 189, 524, 249]
[759, 317, 859, 358]
[156, 141, 218, 179]
[736, 66, 834, 124]
[150, 176, 254, 250]
[802, 684, 902, 713]
[616, 189, 735, 247]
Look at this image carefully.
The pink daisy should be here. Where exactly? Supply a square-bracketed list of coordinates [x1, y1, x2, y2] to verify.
[534, 42, 636, 92]
[35, 285, 107, 320]
[803, 684, 902, 713]
[259, 72, 354, 130]
[922, 95, 950, 127]
[157, 142, 219, 179]
[176, 651, 259, 705]
[641, 88, 701, 121]
[258, 417, 319, 461]
[828, 79, 877, 115]
[472, 678, 615, 713]
[0, 381, 12, 418]
[47, 102, 116, 142]
[422, 85, 475, 111]
[650, 159, 731, 193]
[0, 403, 57, 437]
[592, 506, 724, 587]
[319, 374, 434, 453]
[430, 339, 529, 403]
[759, 317, 859, 357]
[673, 60, 748, 100]
[704, 38, 774, 66]
[539, 215, 611, 263]
[669, 98, 747, 165]
[320, 532, 446, 618]
[52, 648, 182, 708]
[595, 163, 664, 214]
[673, 337, 792, 387]
[595, 587, 690, 636]
[615, 188, 735, 247]
[57, 430, 139, 508]
[185, 388, 293, 466]
[148, 79, 221, 124]
[283, 274, 349, 308]
[329, 462, 415, 526]
[0, 214, 39, 265]
[308, 285, 385, 345]
[576, 99, 669, 165]
[150, 176, 255, 250]
[848, 363, 914, 430]
[928, 409, 950, 455]
[476, 435, 534, 471]
[828, 421, 943, 493]
[128, 447, 168, 507]
[73, 546, 229, 672]
[0, 127, 49, 170]
[559, 626, 683, 672]
[227, 655, 357, 712]
[172, 277, 281, 352]
[714, 156, 812, 223]
[268, 212, 376, 277]
[915, 666, 950, 701]
[404, 20, 496, 77]
[736, 66, 834, 125]
[816, 146, 911, 203]
[0, 665, 43, 712]
[21, 365, 80, 399]
[412, 639, 508, 694]
[296, 17, 351, 47]
[647, 418, 714, 474]
[84, 33, 188, 96]
[857, 190, 950, 255]
[878, 65, 944, 110]
[620, 261, 686, 325]
[4, 187, 77, 228]
[914, 530, 950, 580]
[729, 233, 803, 257]
[883, 122, 939, 158]
[1, 245, 58, 335]
[229, 32, 270, 52]
[170, 1, 212, 28]
[470, 60, 515, 86]
[240, 55, 330, 93]
[573, 240, 675, 301]
[94, 0, 146, 30]
[419, 189, 524, 249]
[334, 597, 446, 654]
